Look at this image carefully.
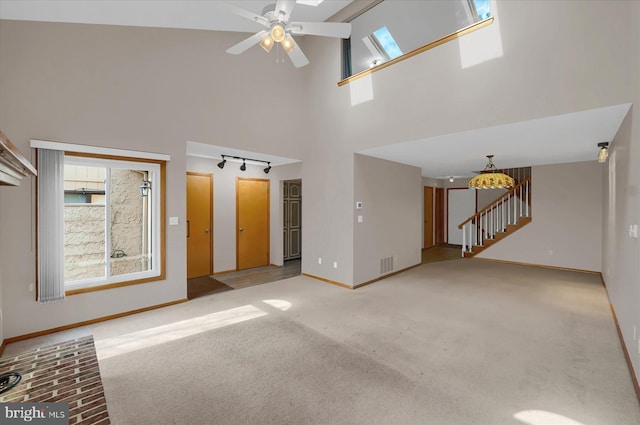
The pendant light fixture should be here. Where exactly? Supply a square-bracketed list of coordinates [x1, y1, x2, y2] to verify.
[468, 155, 515, 189]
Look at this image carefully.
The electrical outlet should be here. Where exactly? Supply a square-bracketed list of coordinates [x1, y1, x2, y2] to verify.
[318, 257, 322, 265]
[333, 261, 338, 269]
[29, 283, 35, 292]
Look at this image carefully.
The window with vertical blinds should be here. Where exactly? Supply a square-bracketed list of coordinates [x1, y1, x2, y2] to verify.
[35, 144, 167, 297]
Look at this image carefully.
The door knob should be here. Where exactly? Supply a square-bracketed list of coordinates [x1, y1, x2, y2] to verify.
[239, 228, 244, 232]
[205, 228, 209, 233]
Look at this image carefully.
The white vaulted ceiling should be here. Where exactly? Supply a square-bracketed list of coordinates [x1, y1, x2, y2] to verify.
[0, 0, 354, 33]
[0, 2, 631, 177]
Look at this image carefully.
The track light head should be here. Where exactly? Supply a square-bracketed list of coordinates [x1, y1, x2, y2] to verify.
[217, 159, 226, 169]
[597, 142, 609, 163]
[264, 163, 271, 174]
[240, 160, 246, 171]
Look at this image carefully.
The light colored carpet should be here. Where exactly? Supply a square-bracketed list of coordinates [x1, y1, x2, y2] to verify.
[93, 259, 640, 425]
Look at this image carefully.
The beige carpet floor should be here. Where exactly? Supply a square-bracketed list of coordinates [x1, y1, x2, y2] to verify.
[93, 259, 640, 425]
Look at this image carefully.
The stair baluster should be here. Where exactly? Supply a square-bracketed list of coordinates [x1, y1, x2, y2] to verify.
[458, 177, 532, 257]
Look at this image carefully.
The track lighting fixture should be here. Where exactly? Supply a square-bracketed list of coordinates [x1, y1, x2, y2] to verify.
[597, 142, 609, 163]
[218, 155, 272, 174]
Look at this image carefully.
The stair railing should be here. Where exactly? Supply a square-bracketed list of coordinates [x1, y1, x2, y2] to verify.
[458, 176, 531, 256]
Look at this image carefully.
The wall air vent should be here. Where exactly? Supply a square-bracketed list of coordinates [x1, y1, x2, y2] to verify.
[380, 256, 394, 274]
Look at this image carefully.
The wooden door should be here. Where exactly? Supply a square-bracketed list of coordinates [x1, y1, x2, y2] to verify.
[424, 186, 434, 249]
[186, 173, 212, 278]
[435, 188, 445, 245]
[237, 178, 270, 270]
[283, 180, 301, 260]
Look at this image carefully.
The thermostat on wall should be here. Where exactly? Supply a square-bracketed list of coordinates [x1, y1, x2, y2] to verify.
[356, 202, 363, 209]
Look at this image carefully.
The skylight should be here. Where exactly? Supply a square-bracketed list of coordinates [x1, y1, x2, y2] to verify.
[474, 0, 491, 20]
[372, 26, 403, 60]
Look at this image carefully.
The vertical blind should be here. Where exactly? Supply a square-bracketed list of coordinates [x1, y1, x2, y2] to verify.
[37, 148, 66, 303]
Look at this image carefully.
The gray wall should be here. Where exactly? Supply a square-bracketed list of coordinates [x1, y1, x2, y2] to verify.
[0, 21, 307, 338]
[602, 0, 640, 380]
[353, 154, 421, 285]
[0, 0, 638, 385]
[477, 162, 604, 272]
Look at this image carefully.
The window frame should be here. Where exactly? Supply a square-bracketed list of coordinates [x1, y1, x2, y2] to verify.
[61, 152, 166, 295]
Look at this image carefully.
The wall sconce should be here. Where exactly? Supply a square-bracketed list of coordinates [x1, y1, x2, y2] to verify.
[218, 154, 272, 174]
[449, 176, 455, 182]
[139, 180, 151, 197]
[597, 142, 609, 163]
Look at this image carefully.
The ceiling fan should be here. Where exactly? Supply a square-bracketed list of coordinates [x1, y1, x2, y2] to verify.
[221, 0, 352, 68]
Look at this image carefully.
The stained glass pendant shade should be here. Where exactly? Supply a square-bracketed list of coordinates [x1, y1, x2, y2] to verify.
[468, 155, 515, 189]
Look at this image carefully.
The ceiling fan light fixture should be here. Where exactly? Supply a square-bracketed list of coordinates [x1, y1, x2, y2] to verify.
[281, 35, 295, 53]
[297, 0, 324, 6]
[271, 24, 286, 43]
[260, 34, 274, 52]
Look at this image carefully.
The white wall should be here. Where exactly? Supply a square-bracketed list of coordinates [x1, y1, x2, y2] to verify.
[186, 156, 302, 272]
[602, 0, 640, 382]
[353, 154, 422, 285]
[0, 1, 637, 377]
[447, 189, 475, 245]
[302, 0, 632, 286]
[0, 21, 307, 338]
[477, 162, 604, 272]
[349, 0, 468, 75]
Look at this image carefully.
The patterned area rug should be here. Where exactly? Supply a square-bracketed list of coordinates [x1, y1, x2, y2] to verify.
[0, 336, 110, 424]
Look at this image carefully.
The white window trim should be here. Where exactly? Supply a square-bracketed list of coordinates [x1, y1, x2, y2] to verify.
[30, 139, 171, 162]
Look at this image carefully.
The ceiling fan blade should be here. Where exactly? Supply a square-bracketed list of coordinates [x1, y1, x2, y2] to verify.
[286, 38, 310, 68]
[275, 0, 296, 21]
[218, 2, 268, 27]
[290, 21, 352, 38]
[226, 30, 268, 55]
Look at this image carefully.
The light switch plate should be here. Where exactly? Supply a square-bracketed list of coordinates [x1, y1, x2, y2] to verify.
[169, 217, 179, 225]
[358, 215, 363, 223]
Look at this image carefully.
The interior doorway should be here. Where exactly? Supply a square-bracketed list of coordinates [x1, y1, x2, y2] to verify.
[435, 188, 445, 245]
[424, 186, 434, 249]
[283, 180, 301, 261]
[236, 178, 270, 270]
[186, 173, 213, 278]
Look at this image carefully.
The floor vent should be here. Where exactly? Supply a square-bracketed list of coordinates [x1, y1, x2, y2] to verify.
[380, 256, 394, 274]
